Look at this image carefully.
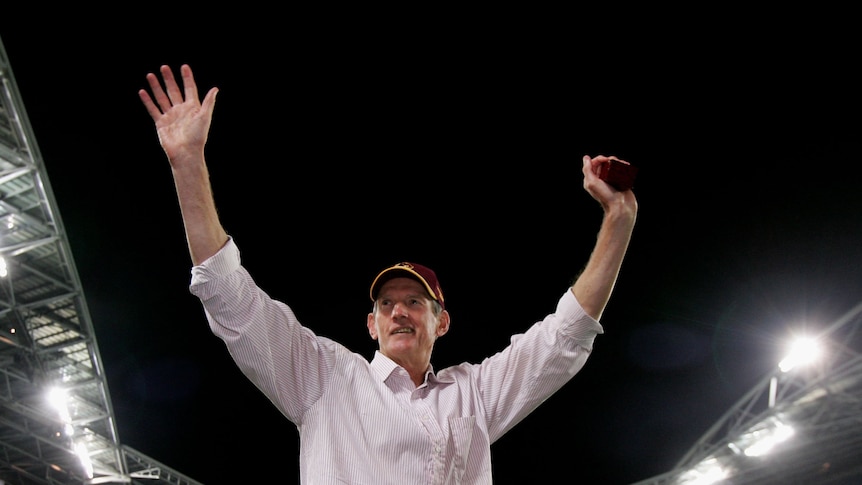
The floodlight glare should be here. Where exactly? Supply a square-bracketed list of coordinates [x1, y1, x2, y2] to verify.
[678, 457, 729, 485]
[778, 337, 820, 373]
[75, 440, 94, 479]
[742, 422, 795, 457]
[47, 387, 67, 411]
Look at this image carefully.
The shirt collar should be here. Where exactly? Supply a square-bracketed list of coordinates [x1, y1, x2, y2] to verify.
[370, 351, 455, 386]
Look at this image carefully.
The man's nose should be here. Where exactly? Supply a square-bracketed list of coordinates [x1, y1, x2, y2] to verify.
[392, 302, 410, 318]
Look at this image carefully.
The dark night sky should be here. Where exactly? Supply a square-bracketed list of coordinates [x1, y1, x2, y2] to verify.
[2, 13, 860, 484]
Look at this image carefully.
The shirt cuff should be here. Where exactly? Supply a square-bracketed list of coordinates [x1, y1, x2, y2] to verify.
[557, 288, 604, 342]
[189, 236, 240, 290]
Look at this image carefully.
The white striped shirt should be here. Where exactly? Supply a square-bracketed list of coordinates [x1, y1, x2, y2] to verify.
[190, 238, 604, 484]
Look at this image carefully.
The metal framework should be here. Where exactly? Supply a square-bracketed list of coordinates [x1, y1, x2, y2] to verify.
[634, 300, 862, 485]
[0, 36, 203, 485]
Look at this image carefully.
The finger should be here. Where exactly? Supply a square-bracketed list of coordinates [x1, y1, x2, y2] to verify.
[200, 87, 219, 119]
[161, 65, 184, 106]
[145, 72, 172, 114]
[582, 155, 597, 178]
[138, 89, 163, 121]
[180, 64, 199, 106]
[584, 154, 605, 174]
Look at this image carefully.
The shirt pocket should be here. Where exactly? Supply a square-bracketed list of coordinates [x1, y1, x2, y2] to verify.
[447, 416, 476, 484]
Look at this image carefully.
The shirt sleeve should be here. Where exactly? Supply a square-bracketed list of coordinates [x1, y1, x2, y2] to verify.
[188, 237, 336, 423]
[478, 289, 605, 442]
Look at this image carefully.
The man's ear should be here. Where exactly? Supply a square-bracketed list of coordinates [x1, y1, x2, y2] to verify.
[436, 310, 451, 337]
[367, 313, 378, 340]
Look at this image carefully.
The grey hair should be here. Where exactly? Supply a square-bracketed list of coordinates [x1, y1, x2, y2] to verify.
[372, 298, 444, 316]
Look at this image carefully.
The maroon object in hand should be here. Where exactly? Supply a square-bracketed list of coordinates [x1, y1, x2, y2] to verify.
[598, 159, 638, 191]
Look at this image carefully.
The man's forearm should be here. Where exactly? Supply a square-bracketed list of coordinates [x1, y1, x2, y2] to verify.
[572, 202, 636, 320]
[172, 157, 229, 266]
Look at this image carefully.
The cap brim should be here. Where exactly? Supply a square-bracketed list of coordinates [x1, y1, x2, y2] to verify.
[370, 267, 438, 303]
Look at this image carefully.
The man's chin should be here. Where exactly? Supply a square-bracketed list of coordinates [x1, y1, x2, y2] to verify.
[386, 340, 418, 356]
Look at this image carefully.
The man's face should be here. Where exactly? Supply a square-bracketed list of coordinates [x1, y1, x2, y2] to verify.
[367, 277, 449, 368]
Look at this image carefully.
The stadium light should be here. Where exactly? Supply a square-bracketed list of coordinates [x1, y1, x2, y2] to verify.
[770, 336, 822, 407]
[778, 336, 821, 373]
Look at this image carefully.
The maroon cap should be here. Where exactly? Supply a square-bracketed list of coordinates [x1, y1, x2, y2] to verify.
[370, 262, 445, 309]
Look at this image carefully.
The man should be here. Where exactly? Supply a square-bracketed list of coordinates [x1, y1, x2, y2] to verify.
[139, 64, 638, 484]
